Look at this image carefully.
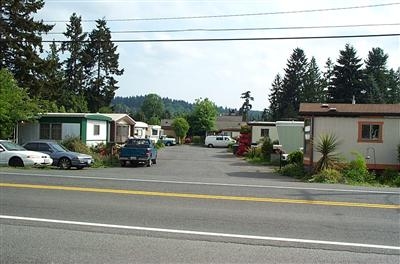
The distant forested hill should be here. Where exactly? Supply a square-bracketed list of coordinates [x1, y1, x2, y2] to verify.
[112, 96, 195, 115]
[112, 95, 262, 119]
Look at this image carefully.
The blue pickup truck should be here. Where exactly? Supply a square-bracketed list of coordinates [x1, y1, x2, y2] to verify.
[119, 138, 157, 167]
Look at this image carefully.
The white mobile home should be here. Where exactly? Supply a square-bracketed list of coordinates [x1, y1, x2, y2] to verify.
[247, 121, 278, 145]
[134, 121, 149, 139]
[147, 125, 162, 143]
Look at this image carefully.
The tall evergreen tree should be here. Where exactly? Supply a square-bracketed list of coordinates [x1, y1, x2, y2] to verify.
[268, 74, 283, 121]
[239, 91, 254, 122]
[323, 58, 335, 102]
[62, 13, 89, 112]
[281, 48, 308, 118]
[261, 108, 270, 121]
[42, 41, 65, 104]
[0, 0, 53, 96]
[84, 19, 124, 112]
[386, 68, 400, 103]
[364, 47, 389, 103]
[302, 57, 325, 103]
[329, 44, 364, 103]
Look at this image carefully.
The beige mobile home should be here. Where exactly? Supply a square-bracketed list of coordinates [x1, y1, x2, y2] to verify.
[299, 103, 400, 171]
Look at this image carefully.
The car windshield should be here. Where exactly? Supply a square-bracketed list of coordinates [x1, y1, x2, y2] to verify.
[50, 143, 69, 152]
[0, 141, 26, 151]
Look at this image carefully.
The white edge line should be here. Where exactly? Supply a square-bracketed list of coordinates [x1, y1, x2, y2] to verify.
[1, 172, 399, 194]
[1, 215, 399, 251]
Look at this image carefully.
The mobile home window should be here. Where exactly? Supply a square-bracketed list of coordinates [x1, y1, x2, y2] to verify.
[40, 124, 61, 140]
[261, 129, 269, 138]
[358, 122, 383, 143]
[51, 124, 62, 140]
[152, 129, 158, 136]
[40, 124, 50, 139]
[93, 125, 100, 136]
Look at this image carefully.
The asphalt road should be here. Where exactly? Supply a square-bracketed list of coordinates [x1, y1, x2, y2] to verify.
[1, 145, 399, 263]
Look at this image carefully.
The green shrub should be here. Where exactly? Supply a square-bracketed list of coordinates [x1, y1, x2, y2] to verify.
[378, 169, 400, 185]
[342, 152, 374, 183]
[240, 125, 251, 134]
[245, 146, 262, 159]
[398, 144, 400, 162]
[191, 136, 204, 145]
[61, 136, 91, 154]
[288, 150, 303, 165]
[62, 137, 121, 168]
[394, 174, 400, 187]
[261, 137, 273, 161]
[311, 169, 344, 183]
[155, 140, 165, 149]
[280, 163, 305, 179]
[91, 153, 120, 168]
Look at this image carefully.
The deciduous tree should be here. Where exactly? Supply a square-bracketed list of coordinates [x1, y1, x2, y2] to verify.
[0, 69, 40, 138]
[187, 98, 217, 136]
[172, 117, 190, 144]
[140, 94, 165, 122]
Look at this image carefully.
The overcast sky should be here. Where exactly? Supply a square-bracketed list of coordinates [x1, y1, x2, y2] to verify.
[38, 0, 399, 111]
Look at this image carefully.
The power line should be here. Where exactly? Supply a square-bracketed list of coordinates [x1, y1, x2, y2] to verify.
[40, 33, 400, 43]
[46, 23, 400, 35]
[43, 2, 400, 23]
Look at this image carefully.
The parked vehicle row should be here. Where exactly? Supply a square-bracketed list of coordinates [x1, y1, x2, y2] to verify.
[0, 140, 93, 169]
[0, 140, 52, 167]
[23, 141, 93, 169]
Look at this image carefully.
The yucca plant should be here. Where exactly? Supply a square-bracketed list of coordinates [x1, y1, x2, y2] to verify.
[314, 134, 341, 173]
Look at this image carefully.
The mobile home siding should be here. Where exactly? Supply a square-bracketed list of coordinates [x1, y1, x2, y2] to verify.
[86, 120, 108, 146]
[251, 125, 278, 144]
[312, 117, 400, 167]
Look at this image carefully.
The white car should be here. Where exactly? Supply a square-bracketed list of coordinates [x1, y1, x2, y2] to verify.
[0, 140, 53, 167]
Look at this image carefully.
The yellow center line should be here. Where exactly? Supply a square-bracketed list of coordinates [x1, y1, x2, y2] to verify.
[1, 182, 399, 209]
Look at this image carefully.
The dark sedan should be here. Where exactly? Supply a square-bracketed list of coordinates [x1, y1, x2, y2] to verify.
[23, 141, 93, 169]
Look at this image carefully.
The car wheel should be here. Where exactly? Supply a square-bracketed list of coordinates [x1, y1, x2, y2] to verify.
[152, 158, 157, 165]
[58, 157, 72, 169]
[207, 144, 214, 148]
[166, 142, 171, 146]
[120, 161, 126, 167]
[9, 157, 24, 167]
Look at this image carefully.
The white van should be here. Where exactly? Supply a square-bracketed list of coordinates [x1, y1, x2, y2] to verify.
[205, 135, 236, 148]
